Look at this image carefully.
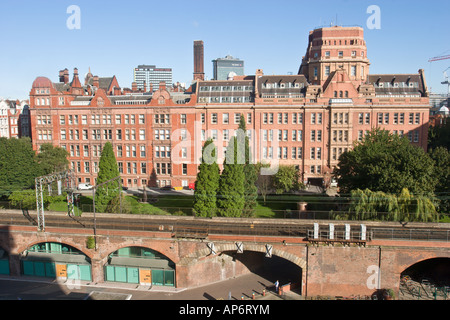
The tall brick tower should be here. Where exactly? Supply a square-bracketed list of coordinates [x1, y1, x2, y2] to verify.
[298, 26, 371, 87]
[193, 40, 205, 81]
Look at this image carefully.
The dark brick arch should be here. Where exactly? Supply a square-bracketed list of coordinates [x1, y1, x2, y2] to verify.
[16, 237, 94, 260]
[394, 248, 450, 275]
[95, 237, 180, 265]
[99, 244, 176, 265]
[178, 242, 307, 269]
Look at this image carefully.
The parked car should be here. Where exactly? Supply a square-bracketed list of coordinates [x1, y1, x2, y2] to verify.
[330, 179, 338, 187]
[188, 183, 196, 190]
[160, 185, 175, 191]
[78, 183, 93, 190]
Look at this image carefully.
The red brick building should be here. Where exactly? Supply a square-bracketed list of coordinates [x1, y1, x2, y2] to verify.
[29, 26, 430, 188]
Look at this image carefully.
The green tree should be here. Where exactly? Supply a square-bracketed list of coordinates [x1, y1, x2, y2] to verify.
[255, 163, 272, 205]
[428, 119, 450, 150]
[36, 143, 69, 175]
[348, 188, 437, 222]
[334, 128, 436, 196]
[238, 114, 258, 217]
[0, 137, 40, 198]
[95, 142, 121, 213]
[193, 139, 220, 217]
[217, 136, 245, 217]
[272, 165, 303, 194]
[429, 146, 450, 213]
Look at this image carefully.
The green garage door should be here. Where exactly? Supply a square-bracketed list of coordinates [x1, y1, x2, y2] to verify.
[0, 260, 9, 275]
[67, 264, 91, 281]
[22, 261, 56, 278]
[105, 266, 139, 284]
[152, 269, 164, 286]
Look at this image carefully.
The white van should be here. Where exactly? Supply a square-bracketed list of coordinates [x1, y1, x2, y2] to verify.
[78, 183, 93, 190]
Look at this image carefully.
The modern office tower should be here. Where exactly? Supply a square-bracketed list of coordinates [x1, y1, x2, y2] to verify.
[133, 65, 173, 92]
[212, 55, 244, 80]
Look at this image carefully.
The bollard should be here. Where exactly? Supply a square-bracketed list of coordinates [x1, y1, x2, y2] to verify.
[263, 289, 266, 296]
[252, 292, 255, 300]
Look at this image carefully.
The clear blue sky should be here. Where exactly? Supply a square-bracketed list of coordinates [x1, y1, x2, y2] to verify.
[1, 0, 449, 100]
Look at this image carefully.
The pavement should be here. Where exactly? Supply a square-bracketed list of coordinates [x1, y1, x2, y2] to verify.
[0, 272, 303, 301]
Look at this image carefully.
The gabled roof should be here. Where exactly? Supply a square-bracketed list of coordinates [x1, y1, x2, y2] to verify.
[368, 73, 426, 96]
[87, 77, 115, 91]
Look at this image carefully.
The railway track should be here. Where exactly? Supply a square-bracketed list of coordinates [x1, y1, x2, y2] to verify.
[0, 210, 449, 243]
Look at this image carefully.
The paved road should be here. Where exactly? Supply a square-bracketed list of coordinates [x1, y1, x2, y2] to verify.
[0, 273, 301, 301]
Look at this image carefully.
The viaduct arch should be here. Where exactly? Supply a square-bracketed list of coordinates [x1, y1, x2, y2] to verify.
[0, 225, 449, 297]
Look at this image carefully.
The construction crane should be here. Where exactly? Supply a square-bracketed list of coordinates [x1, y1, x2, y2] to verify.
[429, 54, 450, 62]
[428, 53, 450, 93]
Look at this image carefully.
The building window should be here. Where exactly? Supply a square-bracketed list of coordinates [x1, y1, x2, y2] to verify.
[378, 113, 383, 125]
[223, 129, 229, 141]
[181, 114, 187, 124]
[182, 164, 187, 175]
[223, 113, 229, 124]
[234, 113, 241, 124]
[211, 113, 218, 124]
[310, 148, 315, 160]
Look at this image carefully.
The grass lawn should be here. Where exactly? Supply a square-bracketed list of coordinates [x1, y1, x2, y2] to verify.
[47, 192, 333, 218]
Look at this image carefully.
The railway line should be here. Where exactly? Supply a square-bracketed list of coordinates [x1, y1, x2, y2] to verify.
[0, 209, 449, 243]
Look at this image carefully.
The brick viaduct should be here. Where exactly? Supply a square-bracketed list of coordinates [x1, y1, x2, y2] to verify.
[1, 218, 449, 298]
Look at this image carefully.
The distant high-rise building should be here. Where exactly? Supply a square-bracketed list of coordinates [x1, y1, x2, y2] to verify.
[212, 55, 244, 80]
[133, 65, 172, 92]
[193, 40, 205, 81]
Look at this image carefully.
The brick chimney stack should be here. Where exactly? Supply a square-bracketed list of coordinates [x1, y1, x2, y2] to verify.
[59, 68, 70, 84]
[93, 76, 99, 88]
[193, 40, 205, 81]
